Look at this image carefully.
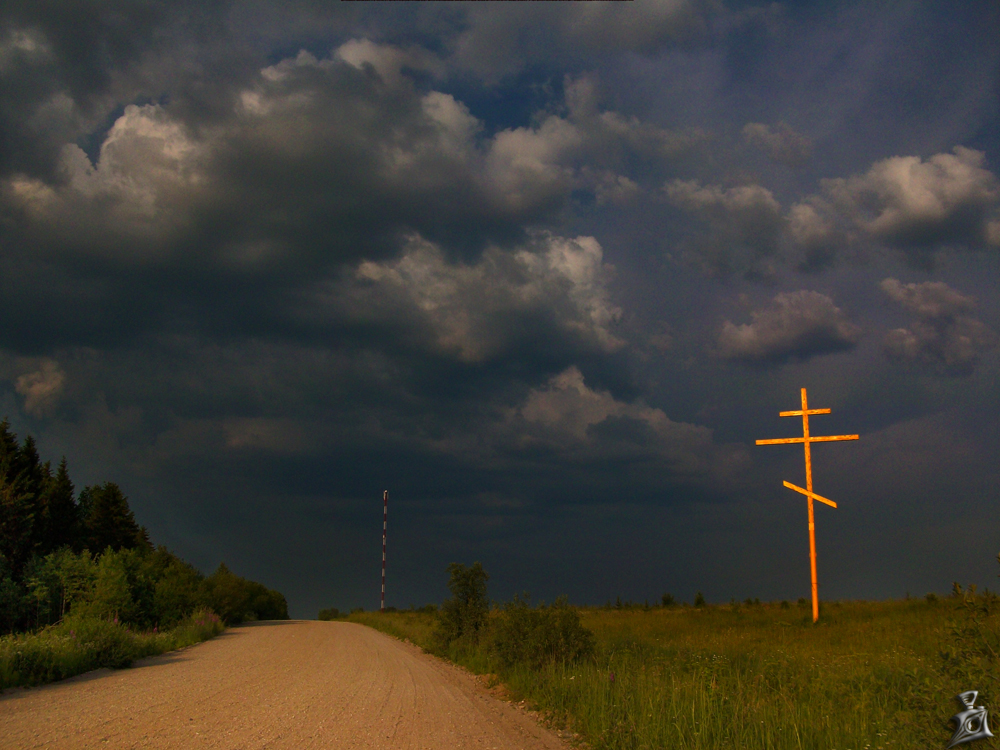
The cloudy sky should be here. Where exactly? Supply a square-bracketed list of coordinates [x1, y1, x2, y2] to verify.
[2, 0, 998, 617]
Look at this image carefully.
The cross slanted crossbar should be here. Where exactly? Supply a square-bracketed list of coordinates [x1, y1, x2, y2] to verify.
[756, 388, 858, 622]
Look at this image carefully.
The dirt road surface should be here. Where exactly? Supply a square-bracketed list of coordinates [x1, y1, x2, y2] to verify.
[0, 621, 573, 750]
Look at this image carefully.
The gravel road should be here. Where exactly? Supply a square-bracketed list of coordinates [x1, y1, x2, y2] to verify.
[0, 620, 573, 749]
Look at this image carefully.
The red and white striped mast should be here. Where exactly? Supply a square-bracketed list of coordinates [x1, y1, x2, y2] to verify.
[380, 490, 388, 613]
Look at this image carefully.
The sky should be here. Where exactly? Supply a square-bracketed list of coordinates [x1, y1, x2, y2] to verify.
[1, 0, 998, 619]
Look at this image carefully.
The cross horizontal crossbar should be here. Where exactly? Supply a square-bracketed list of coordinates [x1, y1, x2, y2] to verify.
[782, 480, 837, 508]
[779, 408, 831, 416]
[755, 434, 858, 445]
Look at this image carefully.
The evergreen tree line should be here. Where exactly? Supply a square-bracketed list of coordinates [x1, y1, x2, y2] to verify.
[0, 420, 287, 634]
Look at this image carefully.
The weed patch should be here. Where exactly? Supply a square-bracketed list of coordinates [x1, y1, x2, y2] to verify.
[0, 607, 224, 690]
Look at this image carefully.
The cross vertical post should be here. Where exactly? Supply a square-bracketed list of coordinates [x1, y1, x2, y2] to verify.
[756, 388, 858, 622]
[801, 388, 818, 624]
[381, 490, 388, 613]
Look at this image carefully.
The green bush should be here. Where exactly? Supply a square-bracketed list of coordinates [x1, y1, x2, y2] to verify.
[151, 554, 204, 627]
[487, 595, 595, 670]
[75, 549, 138, 623]
[436, 562, 489, 647]
[318, 607, 340, 621]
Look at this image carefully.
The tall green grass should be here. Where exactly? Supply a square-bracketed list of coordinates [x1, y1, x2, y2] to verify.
[351, 597, 999, 750]
[349, 610, 439, 648]
[0, 608, 224, 690]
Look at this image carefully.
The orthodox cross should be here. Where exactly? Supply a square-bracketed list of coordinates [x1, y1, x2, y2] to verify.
[756, 388, 858, 622]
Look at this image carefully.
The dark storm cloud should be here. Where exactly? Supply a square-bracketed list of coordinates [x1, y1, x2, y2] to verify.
[2, 45, 542, 268]
[880, 278, 997, 376]
[0, 0, 246, 178]
[664, 178, 785, 279]
[0, 40, 712, 359]
[446, 0, 718, 83]
[0, 333, 746, 535]
[3, 51, 700, 264]
[662, 175, 851, 277]
[717, 290, 862, 364]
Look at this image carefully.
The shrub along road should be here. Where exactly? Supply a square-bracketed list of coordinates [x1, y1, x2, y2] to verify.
[0, 620, 571, 749]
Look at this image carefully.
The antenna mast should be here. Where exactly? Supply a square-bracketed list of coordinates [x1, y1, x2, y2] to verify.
[381, 490, 388, 613]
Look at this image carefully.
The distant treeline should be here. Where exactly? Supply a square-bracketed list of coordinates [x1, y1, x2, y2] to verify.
[0, 420, 287, 634]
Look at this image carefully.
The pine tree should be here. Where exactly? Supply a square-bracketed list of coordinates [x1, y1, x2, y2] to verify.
[18, 436, 51, 556]
[45, 458, 78, 552]
[77, 485, 94, 533]
[0, 421, 36, 576]
[81, 482, 143, 553]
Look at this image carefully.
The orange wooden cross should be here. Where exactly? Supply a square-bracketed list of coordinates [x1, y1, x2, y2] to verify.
[756, 388, 858, 622]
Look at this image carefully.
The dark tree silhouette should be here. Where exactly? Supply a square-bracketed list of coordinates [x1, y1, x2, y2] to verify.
[81, 482, 144, 553]
[0, 422, 37, 576]
[45, 458, 78, 551]
[19, 435, 53, 558]
[200, 563, 289, 624]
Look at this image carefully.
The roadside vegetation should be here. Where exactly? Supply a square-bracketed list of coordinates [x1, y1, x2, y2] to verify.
[0, 420, 288, 690]
[345, 559, 1000, 750]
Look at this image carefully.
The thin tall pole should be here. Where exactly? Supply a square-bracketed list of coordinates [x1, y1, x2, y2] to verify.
[381, 490, 388, 613]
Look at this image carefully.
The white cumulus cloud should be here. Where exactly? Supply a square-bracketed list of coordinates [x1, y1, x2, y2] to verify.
[824, 146, 1000, 249]
[718, 291, 861, 364]
[880, 278, 996, 375]
[506, 366, 749, 481]
[313, 232, 623, 363]
[742, 122, 812, 167]
[15, 358, 66, 416]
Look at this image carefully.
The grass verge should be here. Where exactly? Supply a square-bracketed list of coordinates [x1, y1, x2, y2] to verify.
[0, 608, 225, 691]
[349, 598, 1000, 750]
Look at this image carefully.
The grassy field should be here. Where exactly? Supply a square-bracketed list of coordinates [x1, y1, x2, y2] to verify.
[350, 596, 999, 750]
